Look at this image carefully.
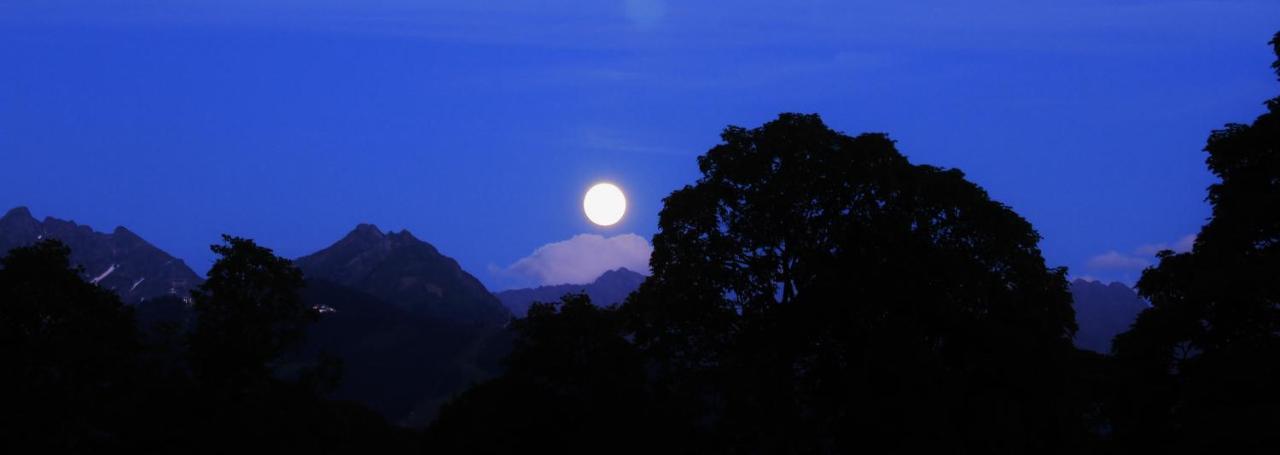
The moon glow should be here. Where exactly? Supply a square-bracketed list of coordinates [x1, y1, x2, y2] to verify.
[583, 183, 627, 226]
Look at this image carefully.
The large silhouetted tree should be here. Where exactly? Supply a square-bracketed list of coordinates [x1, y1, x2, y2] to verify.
[189, 235, 311, 392]
[0, 240, 140, 452]
[0, 236, 412, 453]
[1108, 32, 1280, 454]
[427, 113, 1087, 454]
[624, 113, 1082, 453]
[182, 235, 414, 453]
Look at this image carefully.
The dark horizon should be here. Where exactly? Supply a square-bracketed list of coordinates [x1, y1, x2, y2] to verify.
[3, 2, 1280, 454]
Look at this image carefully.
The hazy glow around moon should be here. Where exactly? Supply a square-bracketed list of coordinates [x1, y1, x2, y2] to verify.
[584, 183, 627, 226]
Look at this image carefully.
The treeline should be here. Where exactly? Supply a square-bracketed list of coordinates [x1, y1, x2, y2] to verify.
[3, 32, 1278, 455]
[0, 236, 416, 453]
[423, 33, 1280, 454]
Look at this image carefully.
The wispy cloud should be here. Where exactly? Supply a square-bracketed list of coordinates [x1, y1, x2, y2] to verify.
[503, 233, 652, 286]
[1086, 250, 1151, 271]
[1080, 233, 1197, 282]
[1134, 234, 1196, 256]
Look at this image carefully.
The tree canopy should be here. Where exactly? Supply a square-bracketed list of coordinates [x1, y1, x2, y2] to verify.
[1109, 31, 1280, 454]
[0, 240, 139, 452]
[0, 236, 414, 453]
[428, 113, 1087, 454]
[189, 235, 311, 391]
[630, 113, 1082, 453]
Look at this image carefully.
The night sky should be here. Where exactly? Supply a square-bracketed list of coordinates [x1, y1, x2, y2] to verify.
[3, 1, 1278, 289]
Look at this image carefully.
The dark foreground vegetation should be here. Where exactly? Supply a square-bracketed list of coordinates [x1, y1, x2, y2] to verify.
[2, 32, 1278, 455]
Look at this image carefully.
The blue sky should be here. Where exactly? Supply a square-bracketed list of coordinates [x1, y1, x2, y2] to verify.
[2, 1, 1278, 289]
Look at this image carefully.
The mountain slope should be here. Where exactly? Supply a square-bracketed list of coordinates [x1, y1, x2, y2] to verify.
[0, 206, 202, 302]
[291, 279, 509, 427]
[289, 224, 514, 426]
[1070, 279, 1149, 353]
[495, 267, 647, 317]
[294, 224, 509, 326]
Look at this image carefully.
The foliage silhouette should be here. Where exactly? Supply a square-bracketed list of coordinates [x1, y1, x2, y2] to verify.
[0, 236, 417, 453]
[7, 31, 1280, 454]
[0, 240, 140, 452]
[632, 113, 1085, 453]
[1108, 31, 1280, 454]
[180, 235, 416, 453]
[189, 235, 313, 392]
[428, 113, 1089, 454]
[424, 293, 677, 454]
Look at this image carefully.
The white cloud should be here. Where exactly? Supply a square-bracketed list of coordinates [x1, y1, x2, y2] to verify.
[1081, 233, 1197, 284]
[505, 233, 652, 286]
[1134, 233, 1197, 256]
[1087, 251, 1150, 270]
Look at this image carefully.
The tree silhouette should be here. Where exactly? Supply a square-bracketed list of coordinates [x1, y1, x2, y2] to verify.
[188, 235, 311, 392]
[424, 294, 672, 454]
[0, 236, 414, 452]
[180, 235, 416, 453]
[1108, 31, 1280, 454]
[0, 240, 140, 452]
[625, 113, 1083, 453]
[427, 113, 1088, 453]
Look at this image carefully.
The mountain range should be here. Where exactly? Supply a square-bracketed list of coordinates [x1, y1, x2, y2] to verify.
[0, 207, 201, 302]
[495, 267, 646, 317]
[290, 224, 511, 426]
[295, 224, 509, 327]
[1069, 279, 1150, 353]
[0, 208, 510, 427]
[0, 206, 1153, 427]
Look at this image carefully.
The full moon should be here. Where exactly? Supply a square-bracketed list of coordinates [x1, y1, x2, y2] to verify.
[583, 183, 627, 226]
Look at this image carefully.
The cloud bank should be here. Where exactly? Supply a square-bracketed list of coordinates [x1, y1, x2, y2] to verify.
[1134, 234, 1197, 256]
[506, 233, 652, 286]
[1086, 251, 1151, 271]
[1080, 234, 1197, 283]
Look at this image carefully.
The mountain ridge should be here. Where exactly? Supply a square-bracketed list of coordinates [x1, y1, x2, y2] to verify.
[295, 223, 510, 327]
[1070, 278, 1150, 353]
[495, 267, 647, 317]
[0, 206, 202, 302]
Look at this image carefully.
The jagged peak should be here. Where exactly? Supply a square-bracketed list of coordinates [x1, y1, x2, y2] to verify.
[2, 206, 34, 221]
[1106, 281, 1133, 291]
[395, 228, 417, 240]
[388, 228, 430, 245]
[347, 223, 386, 239]
[596, 267, 645, 281]
[111, 225, 145, 242]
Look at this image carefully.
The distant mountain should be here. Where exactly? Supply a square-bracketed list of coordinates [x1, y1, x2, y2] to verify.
[496, 267, 647, 317]
[295, 224, 509, 327]
[1070, 279, 1149, 353]
[0, 206, 201, 302]
[288, 224, 513, 426]
[289, 279, 510, 427]
[497, 270, 1146, 355]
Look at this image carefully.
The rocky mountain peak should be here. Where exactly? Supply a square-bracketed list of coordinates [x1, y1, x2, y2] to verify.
[495, 267, 648, 317]
[296, 224, 509, 326]
[0, 206, 203, 303]
[351, 223, 385, 239]
[1070, 279, 1150, 353]
[2, 206, 34, 221]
